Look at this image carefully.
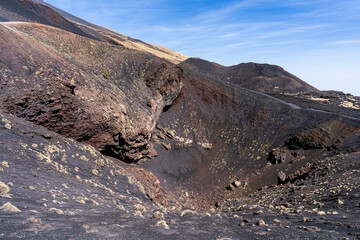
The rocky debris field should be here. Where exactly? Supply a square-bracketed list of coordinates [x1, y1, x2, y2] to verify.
[1, 110, 359, 239]
[270, 91, 360, 119]
[0, 0, 359, 239]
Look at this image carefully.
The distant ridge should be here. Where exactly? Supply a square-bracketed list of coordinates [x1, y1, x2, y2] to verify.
[180, 57, 319, 94]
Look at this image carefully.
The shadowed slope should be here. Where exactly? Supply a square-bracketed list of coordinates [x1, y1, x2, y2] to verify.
[143, 66, 360, 208]
[2, 109, 359, 240]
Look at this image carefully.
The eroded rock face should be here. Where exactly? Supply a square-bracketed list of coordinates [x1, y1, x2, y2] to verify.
[268, 149, 289, 164]
[0, 22, 183, 164]
[285, 119, 360, 152]
[142, 64, 360, 209]
[126, 167, 166, 205]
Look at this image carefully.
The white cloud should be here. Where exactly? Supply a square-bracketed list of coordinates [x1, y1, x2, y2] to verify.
[44, 0, 360, 96]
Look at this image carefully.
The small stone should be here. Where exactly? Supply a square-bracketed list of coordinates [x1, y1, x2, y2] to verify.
[256, 219, 266, 226]
[215, 202, 223, 208]
[147, 100, 153, 108]
[161, 142, 171, 150]
[82, 224, 91, 230]
[234, 180, 242, 188]
[278, 171, 287, 183]
[152, 212, 161, 219]
[42, 134, 53, 139]
[4, 123, 12, 130]
[337, 199, 344, 205]
[273, 219, 281, 224]
[169, 219, 176, 224]
[253, 210, 263, 215]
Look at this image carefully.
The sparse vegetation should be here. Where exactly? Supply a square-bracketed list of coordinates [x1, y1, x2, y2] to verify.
[0, 202, 21, 212]
[103, 68, 109, 79]
[0, 1, 359, 239]
[180, 209, 197, 217]
[0, 181, 10, 197]
[156, 220, 170, 230]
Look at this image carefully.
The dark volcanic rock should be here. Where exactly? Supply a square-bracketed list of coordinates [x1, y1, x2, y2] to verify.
[278, 171, 287, 183]
[180, 57, 318, 94]
[0, 0, 94, 38]
[0, 1, 360, 239]
[0, 21, 182, 164]
[142, 64, 360, 209]
[3, 108, 358, 239]
[126, 167, 166, 205]
[268, 148, 290, 164]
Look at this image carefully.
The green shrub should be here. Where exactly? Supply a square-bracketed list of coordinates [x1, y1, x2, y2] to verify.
[103, 68, 109, 79]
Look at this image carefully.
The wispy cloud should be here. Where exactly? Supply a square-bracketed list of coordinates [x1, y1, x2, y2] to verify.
[197, 0, 271, 22]
[45, 0, 360, 95]
[326, 40, 360, 46]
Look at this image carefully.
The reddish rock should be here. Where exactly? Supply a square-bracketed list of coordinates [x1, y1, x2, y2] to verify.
[126, 167, 166, 205]
[278, 171, 287, 183]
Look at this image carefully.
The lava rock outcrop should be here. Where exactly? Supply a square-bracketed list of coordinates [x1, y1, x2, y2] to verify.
[0, 19, 183, 164]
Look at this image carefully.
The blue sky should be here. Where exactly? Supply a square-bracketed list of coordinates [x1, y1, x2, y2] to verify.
[46, 0, 360, 96]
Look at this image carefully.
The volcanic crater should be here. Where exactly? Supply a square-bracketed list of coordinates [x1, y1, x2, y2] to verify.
[0, 1, 359, 239]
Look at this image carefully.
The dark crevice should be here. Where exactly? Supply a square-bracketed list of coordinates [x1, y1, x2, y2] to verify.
[162, 104, 171, 112]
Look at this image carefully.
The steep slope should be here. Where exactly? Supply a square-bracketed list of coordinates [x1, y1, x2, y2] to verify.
[35, 0, 188, 63]
[0, 0, 94, 38]
[0, 110, 158, 234]
[1, 1, 360, 238]
[180, 57, 318, 94]
[0, 0, 188, 64]
[0, 1, 359, 210]
[0, 21, 182, 164]
[143, 66, 360, 208]
[2, 108, 359, 239]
